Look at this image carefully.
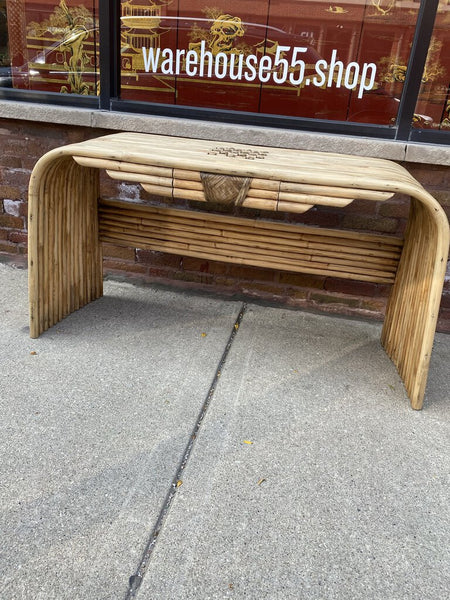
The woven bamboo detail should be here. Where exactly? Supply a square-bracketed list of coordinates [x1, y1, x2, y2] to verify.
[200, 172, 252, 207]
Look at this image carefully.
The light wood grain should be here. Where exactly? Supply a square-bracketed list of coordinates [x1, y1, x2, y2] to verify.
[28, 133, 449, 410]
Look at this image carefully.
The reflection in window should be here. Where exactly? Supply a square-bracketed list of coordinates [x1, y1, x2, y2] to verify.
[414, 0, 450, 130]
[0, 0, 11, 86]
[1, 0, 99, 95]
[120, 0, 423, 126]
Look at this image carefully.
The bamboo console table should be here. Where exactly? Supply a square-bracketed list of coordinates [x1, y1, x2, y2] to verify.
[28, 133, 449, 409]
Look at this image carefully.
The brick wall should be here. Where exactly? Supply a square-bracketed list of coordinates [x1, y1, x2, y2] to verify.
[1, 118, 449, 332]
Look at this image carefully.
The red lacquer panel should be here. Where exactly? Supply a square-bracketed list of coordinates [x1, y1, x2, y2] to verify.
[6, 0, 98, 95]
[120, 1, 423, 125]
[413, 0, 450, 130]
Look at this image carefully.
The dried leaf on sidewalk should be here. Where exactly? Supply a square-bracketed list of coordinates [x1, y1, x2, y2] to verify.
[257, 478, 266, 485]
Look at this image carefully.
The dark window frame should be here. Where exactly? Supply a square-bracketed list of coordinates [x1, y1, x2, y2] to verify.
[0, 0, 447, 144]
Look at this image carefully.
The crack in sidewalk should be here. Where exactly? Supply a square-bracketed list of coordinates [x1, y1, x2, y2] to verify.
[125, 302, 248, 599]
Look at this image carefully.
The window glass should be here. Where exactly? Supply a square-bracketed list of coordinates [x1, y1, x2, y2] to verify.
[1, 0, 99, 95]
[414, 0, 450, 130]
[120, 0, 422, 125]
[0, 0, 10, 85]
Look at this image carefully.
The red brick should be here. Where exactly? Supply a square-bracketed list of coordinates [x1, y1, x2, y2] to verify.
[0, 251, 27, 267]
[310, 291, 361, 309]
[285, 288, 309, 301]
[324, 278, 391, 297]
[102, 259, 148, 274]
[7, 231, 28, 244]
[340, 199, 379, 215]
[2, 169, 30, 188]
[180, 256, 211, 273]
[437, 308, 450, 333]
[226, 264, 276, 282]
[0, 214, 24, 228]
[22, 157, 41, 171]
[147, 266, 179, 279]
[204, 260, 230, 275]
[0, 185, 25, 200]
[19, 203, 28, 218]
[293, 210, 342, 229]
[341, 214, 398, 234]
[0, 240, 21, 253]
[378, 201, 409, 219]
[358, 298, 387, 313]
[439, 291, 450, 309]
[102, 243, 136, 261]
[278, 272, 326, 289]
[407, 164, 450, 187]
[430, 189, 450, 207]
[136, 249, 182, 268]
[169, 269, 211, 285]
[240, 280, 286, 297]
[1, 156, 23, 169]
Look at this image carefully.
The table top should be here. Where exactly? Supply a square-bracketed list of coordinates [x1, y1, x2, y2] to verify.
[63, 132, 419, 194]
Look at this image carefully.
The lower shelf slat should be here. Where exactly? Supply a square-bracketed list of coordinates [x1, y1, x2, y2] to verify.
[99, 200, 402, 284]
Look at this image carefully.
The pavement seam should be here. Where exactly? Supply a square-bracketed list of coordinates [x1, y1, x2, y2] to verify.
[125, 302, 248, 599]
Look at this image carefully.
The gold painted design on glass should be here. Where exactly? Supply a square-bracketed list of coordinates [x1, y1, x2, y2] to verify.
[25, 0, 97, 94]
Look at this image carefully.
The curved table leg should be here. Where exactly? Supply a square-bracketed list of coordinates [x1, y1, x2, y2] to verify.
[382, 196, 449, 409]
[28, 155, 102, 339]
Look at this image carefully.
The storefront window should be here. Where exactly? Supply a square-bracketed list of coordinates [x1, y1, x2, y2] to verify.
[414, 0, 450, 130]
[0, 1, 448, 139]
[0, 0, 99, 94]
[0, 1, 9, 84]
[120, 0, 422, 125]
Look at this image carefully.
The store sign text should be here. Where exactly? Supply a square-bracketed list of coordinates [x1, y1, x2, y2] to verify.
[142, 41, 377, 99]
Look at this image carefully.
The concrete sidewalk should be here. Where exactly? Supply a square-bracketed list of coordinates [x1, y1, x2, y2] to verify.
[0, 262, 449, 600]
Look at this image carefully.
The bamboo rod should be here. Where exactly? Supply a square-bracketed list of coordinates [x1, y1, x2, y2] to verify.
[47, 164, 56, 330]
[99, 216, 398, 267]
[174, 178, 203, 191]
[99, 219, 398, 277]
[72, 161, 81, 313]
[98, 198, 403, 246]
[56, 164, 63, 323]
[279, 181, 394, 201]
[99, 215, 400, 271]
[99, 199, 403, 249]
[173, 168, 201, 181]
[99, 211, 400, 265]
[246, 188, 278, 201]
[278, 192, 353, 207]
[41, 165, 50, 332]
[74, 155, 173, 178]
[173, 188, 206, 202]
[142, 184, 174, 198]
[241, 198, 279, 211]
[99, 230, 394, 283]
[80, 163, 89, 308]
[106, 170, 173, 187]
